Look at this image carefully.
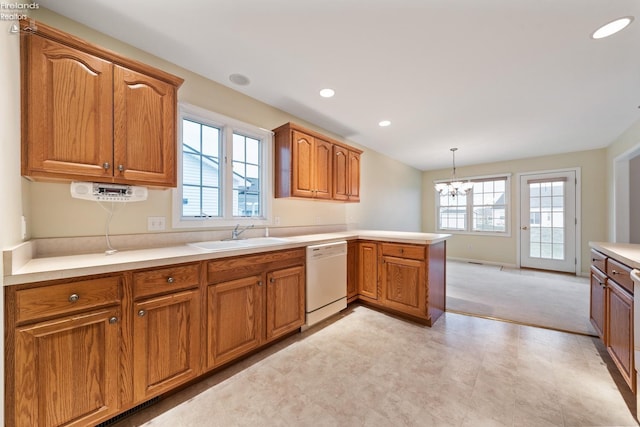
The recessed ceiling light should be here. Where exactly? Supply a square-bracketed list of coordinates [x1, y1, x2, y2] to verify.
[378, 120, 391, 127]
[229, 73, 250, 86]
[592, 16, 634, 39]
[319, 88, 335, 98]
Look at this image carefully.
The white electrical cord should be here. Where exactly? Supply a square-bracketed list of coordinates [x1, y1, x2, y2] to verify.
[97, 201, 126, 255]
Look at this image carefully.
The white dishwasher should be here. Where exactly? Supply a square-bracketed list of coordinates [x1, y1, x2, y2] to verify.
[304, 241, 348, 329]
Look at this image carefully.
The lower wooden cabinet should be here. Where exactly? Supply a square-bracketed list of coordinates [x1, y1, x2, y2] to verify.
[589, 266, 606, 339]
[381, 254, 426, 318]
[347, 241, 358, 301]
[206, 275, 264, 368]
[606, 279, 635, 391]
[132, 289, 201, 401]
[266, 265, 305, 340]
[358, 242, 379, 300]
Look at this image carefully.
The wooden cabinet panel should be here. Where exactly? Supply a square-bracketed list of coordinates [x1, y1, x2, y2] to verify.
[132, 289, 200, 401]
[20, 20, 183, 187]
[14, 308, 121, 427]
[266, 265, 305, 340]
[606, 280, 635, 392]
[590, 249, 606, 274]
[16, 276, 121, 324]
[381, 256, 426, 318]
[607, 258, 634, 294]
[333, 146, 361, 202]
[114, 66, 177, 186]
[274, 122, 361, 201]
[22, 35, 114, 180]
[589, 266, 606, 339]
[358, 242, 379, 300]
[132, 263, 200, 299]
[347, 241, 358, 300]
[206, 275, 263, 369]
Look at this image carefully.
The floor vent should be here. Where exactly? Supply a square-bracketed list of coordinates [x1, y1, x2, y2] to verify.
[96, 397, 160, 427]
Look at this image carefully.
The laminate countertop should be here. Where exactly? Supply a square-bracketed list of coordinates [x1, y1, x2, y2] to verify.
[3, 230, 451, 286]
[589, 241, 640, 270]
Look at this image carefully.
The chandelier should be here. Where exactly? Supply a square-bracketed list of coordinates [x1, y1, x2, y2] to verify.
[434, 148, 473, 197]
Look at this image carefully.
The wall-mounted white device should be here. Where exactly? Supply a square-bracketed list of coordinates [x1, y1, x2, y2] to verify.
[70, 181, 148, 202]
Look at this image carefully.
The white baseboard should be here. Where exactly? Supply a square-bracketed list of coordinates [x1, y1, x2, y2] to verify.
[446, 256, 517, 269]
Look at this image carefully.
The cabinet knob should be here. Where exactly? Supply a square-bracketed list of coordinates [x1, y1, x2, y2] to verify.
[612, 270, 619, 275]
[118, 164, 124, 172]
[102, 162, 110, 170]
[109, 316, 118, 324]
[68, 293, 79, 303]
[166, 276, 175, 284]
[138, 310, 146, 317]
[258, 280, 263, 287]
[270, 277, 275, 283]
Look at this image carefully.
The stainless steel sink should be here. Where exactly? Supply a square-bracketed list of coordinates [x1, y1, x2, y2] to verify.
[188, 237, 291, 252]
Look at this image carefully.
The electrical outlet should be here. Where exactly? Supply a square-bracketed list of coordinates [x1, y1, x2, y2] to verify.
[274, 216, 281, 225]
[147, 216, 166, 231]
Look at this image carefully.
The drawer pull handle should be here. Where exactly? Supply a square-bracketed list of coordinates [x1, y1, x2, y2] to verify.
[167, 277, 175, 284]
[612, 270, 619, 275]
[109, 316, 118, 324]
[68, 294, 79, 303]
[138, 310, 146, 317]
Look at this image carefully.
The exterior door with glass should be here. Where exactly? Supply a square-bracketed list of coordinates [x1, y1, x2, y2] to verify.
[519, 170, 577, 273]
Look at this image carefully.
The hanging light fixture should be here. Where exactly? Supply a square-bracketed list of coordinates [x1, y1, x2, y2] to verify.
[434, 148, 473, 197]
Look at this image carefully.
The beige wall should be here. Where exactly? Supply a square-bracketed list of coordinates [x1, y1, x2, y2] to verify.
[24, 9, 422, 238]
[422, 149, 608, 274]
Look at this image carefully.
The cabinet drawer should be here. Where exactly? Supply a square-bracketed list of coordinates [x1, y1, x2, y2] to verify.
[133, 263, 200, 299]
[16, 276, 121, 324]
[607, 258, 634, 295]
[380, 243, 425, 260]
[590, 249, 606, 274]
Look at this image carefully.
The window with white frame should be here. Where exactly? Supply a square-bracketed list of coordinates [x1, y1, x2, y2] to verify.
[436, 175, 510, 234]
[173, 104, 272, 228]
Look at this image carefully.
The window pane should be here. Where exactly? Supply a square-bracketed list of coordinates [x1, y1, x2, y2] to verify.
[202, 126, 220, 156]
[246, 138, 260, 164]
[232, 133, 262, 217]
[182, 186, 201, 217]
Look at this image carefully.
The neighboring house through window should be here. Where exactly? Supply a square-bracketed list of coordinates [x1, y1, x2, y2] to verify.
[173, 103, 272, 228]
[436, 175, 510, 235]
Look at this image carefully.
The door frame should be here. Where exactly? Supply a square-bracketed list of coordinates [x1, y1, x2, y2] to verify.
[516, 167, 581, 275]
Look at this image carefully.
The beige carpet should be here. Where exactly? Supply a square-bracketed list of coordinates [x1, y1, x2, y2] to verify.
[446, 260, 597, 336]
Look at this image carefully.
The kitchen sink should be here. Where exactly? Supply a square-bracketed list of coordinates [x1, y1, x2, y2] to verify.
[188, 237, 291, 252]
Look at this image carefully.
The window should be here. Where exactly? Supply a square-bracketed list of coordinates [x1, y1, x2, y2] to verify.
[436, 175, 510, 235]
[173, 104, 272, 228]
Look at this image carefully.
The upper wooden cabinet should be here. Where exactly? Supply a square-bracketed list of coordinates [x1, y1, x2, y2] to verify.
[20, 20, 183, 187]
[273, 122, 362, 201]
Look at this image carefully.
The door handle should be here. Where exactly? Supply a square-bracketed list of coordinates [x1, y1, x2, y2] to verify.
[521, 226, 528, 230]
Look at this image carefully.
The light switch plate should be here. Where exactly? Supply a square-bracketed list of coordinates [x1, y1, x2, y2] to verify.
[147, 216, 166, 231]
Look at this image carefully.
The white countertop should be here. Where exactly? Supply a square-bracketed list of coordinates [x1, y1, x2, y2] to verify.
[3, 230, 451, 286]
[589, 241, 640, 270]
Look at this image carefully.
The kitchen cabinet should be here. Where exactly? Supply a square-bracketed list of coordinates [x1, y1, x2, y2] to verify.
[589, 266, 607, 339]
[273, 122, 362, 201]
[333, 145, 361, 202]
[358, 241, 379, 301]
[205, 249, 306, 369]
[20, 20, 183, 187]
[380, 243, 426, 318]
[347, 241, 358, 301]
[6, 276, 123, 427]
[356, 241, 446, 326]
[590, 247, 636, 393]
[131, 264, 201, 401]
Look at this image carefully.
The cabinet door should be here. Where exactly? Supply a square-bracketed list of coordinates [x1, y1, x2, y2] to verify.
[266, 265, 305, 341]
[333, 145, 349, 201]
[314, 138, 333, 199]
[291, 130, 315, 198]
[14, 308, 120, 427]
[113, 65, 177, 187]
[132, 289, 200, 401]
[606, 280, 635, 392]
[206, 275, 263, 369]
[347, 241, 358, 299]
[23, 35, 114, 181]
[347, 150, 361, 201]
[381, 256, 426, 318]
[358, 242, 378, 300]
[589, 267, 606, 339]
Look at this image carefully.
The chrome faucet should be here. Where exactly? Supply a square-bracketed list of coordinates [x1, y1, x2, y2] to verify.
[231, 224, 254, 240]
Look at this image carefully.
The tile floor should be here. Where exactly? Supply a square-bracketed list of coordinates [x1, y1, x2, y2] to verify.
[113, 306, 638, 427]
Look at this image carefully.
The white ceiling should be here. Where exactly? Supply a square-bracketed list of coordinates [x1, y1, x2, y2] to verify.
[37, 0, 640, 171]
